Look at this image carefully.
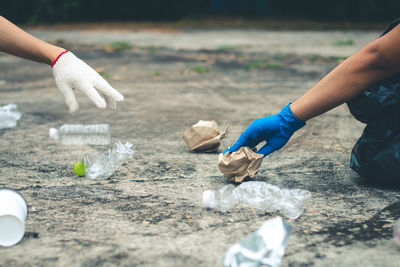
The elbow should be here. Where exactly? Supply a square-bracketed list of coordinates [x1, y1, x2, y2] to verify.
[365, 45, 387, 71]
[364, 43, 397, 72]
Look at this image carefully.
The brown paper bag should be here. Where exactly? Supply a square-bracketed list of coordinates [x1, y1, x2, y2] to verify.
[218, 147, 264, 183]
[183, 120, 226, 152]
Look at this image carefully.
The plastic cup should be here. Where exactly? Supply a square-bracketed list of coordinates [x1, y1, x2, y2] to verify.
[0, 189, 28, 247]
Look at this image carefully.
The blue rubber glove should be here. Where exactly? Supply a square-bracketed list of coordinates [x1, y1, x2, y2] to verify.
[224, 103, 305, 156]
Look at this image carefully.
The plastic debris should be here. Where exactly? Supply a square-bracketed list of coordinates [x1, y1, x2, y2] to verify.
[49, 124, 110, 145]
[0, 189, 28, 247]
[0, 104, 22, 129]
[74, 141, 134, 179]
[203, 181, 311, 219]
[224, 216, 291, 267]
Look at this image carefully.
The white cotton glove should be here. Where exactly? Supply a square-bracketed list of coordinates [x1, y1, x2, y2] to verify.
[52, 51, 124, 113]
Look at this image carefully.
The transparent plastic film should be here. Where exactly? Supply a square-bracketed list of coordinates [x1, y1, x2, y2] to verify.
[224, 217, 292, 267]
[0, 104, 22, 129]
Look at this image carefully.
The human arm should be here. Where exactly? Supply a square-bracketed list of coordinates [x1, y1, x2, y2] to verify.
[226, 24, 400, 156]
[291, 24, 400, 121]
[0, 16, 64, 65]
[0, 16, 123, 112]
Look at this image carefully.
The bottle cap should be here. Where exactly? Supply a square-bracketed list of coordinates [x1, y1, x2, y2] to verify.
[74, 161, 86, 177]
[49, 128, 59, 140]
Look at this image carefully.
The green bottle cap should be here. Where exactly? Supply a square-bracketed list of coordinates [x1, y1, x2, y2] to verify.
[74, 161, 86, 177]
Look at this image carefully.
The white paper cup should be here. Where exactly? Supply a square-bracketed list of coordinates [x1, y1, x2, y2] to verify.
[0, 189, 28, 247]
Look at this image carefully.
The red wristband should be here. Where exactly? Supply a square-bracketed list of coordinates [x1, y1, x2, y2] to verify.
[51, 50, 70, 68]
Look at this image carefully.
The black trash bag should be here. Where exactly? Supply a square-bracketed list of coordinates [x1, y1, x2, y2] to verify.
[347, 83, 400, 125]
[347, 18, 400, 184]
[350, 124, 400, 184]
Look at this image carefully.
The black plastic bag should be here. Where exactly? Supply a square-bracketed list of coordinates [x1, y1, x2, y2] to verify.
[349, 124, 400, 184]
[347, 83, 400, 125]
[347, 18, 400, 184]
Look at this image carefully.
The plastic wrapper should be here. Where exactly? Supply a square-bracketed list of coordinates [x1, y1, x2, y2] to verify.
[183, 120, 227, 152]
[203, 181, 312, 219]
[224, 216, 291, 267]
[218, 147, 264, 183]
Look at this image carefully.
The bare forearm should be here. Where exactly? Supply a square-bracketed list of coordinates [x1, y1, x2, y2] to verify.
[291, 25, 400, 121]
[0, 16, 65, 65]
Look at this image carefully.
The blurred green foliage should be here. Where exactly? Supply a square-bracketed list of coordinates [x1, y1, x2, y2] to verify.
[153, 70, 162, 76]
[191, 66, 212, 73]
[1, 0, 399, 24]
[216, 45, 244, 51]
[268, 0, 400, 22]
[333, 39, 355, 46]
[106, 41, 133, 52]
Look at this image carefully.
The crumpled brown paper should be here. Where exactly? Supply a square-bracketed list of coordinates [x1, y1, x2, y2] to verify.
[218, 147, 264, 183]
[183, 120, 227, 152]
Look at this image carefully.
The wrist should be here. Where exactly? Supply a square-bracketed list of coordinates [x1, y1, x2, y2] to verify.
[281, 103, 306, 130]
[289, 102, 308, 122]
[51, 50, 70, 67]
[45, 46, 67, 66]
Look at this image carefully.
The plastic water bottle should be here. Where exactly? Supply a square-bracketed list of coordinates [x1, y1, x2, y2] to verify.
[49, 124, 110, 145]
[203, 181, 312, 219]
[224, 216, 291, 267]
[74, 141, 134, 179]
[0, 104, 22, 129]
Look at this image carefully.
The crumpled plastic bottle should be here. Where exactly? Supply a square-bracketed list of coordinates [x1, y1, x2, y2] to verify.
[0, 104, 22, 129]
[202, 181, 311, 219]
[74, 141, 134, 179]
[224, 216, 291, 267]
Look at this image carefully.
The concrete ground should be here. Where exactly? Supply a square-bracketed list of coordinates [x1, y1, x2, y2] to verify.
[1, 26, 400, 266]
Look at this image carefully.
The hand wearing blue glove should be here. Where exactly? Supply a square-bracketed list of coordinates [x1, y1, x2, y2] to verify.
[224, 103, 305, 156]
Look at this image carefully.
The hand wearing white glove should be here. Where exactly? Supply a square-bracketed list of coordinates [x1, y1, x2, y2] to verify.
[52, 51, 124, 113]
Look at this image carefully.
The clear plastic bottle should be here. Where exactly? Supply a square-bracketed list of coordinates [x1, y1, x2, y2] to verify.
[224, 216, 291, 267]
[203, 181, 312, 219]
[74, 141, 134, 179]
[49, 124, 110, 145]
[0, 104, 22, 129]
[202, 184, 238, 212]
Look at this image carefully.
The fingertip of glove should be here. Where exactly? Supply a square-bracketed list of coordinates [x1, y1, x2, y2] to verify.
[115, 93, 124, 102]
[66, 99, 79, 113]
[97, 101, 107, 109]
[258, 145, 274, 157]
[68, 105, 79, 113]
